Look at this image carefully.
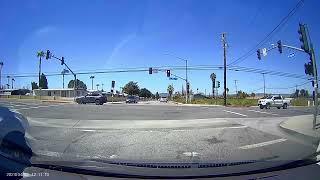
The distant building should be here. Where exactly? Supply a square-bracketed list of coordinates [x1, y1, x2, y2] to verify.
[0, 89, 18, 95]
[33, 88, 87, 97]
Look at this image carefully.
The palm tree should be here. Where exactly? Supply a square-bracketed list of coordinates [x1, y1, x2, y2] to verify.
[167, 84, 174, 99]
[37, 51, 45, 88]
[96, 84, 100, 91]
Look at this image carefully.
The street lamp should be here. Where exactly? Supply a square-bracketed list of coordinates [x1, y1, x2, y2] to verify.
[90, 76, 95, 90]
[164, 53, 188, 103]
[11, 78, 15, 89]
[6, 76, 10, 89]
[96, 84, 99, 91]
[61, 69, 69, 89]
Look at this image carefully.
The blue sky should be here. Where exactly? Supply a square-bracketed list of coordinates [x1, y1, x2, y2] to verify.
[1, 0, 319, 94]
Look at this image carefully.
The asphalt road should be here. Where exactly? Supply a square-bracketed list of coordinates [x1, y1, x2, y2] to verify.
[0, 99, 318, 166]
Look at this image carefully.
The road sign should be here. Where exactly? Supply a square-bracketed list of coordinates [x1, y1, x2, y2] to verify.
[262, 48, 267, 56]
[169, 77, 178, 80]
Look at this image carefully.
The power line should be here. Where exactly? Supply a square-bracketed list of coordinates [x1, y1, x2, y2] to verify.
[228, 0, 304, 66]
[266, 81, 310, 90]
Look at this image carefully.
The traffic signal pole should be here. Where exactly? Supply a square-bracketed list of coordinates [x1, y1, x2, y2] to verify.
[47, 51, 77, 101]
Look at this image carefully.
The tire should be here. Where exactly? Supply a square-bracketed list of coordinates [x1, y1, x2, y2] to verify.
[99, 102, 104, 105]
[277, 107, 281, 109]
[259, 105, 264, 109]
[265, 103, 270, 109]
[283, 103, 288, 109]
[95, 100, 100, 105]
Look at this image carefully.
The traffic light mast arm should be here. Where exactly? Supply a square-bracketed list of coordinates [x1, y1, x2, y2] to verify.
[282, 44, 305, 52]
[51, 55, 76, 77]
[170, 73, 187, 82]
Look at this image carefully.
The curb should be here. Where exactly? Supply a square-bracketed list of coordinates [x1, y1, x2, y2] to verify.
[279, 122, 319, 145]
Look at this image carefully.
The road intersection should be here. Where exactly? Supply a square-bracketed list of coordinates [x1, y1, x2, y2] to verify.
[0, 99, 317, 165]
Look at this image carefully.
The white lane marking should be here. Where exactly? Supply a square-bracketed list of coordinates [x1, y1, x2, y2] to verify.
[183, 152, 200, 157]
[82, 129, 96, 132]
[239, 138, 287, 150]
[223, 110, 247, 117]
[248, 110, 278, 116]
[18, 105, 60, 110]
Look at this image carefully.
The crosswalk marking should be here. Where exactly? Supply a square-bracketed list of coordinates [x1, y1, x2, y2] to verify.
[248, 109, 278, 116]
[223, 110, 247, 117]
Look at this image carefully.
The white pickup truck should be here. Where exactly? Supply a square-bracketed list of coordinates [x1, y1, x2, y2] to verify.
[258, 95, 291, 109]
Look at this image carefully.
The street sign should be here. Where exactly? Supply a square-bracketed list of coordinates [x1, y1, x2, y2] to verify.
[169, 77, 178, 80]
[262, 48, 267, 56]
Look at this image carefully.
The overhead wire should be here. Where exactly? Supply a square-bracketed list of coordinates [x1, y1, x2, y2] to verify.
[227, 0, 304, 66]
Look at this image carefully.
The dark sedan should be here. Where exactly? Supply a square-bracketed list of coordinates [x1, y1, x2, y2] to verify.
[126, 96, 138, 103]
[76, 92, 107, 105]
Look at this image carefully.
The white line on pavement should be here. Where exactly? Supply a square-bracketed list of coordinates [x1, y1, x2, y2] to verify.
[247, 110, 278, 116]
[18, 105, 59, 110]
[223, 110, 247, 117]
[82, 129, 96, 132]
[238, 138, 287, 150]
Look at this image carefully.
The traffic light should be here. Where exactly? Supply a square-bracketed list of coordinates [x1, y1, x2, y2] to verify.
[304, 61, 314, 76]
[217, 81, 220, 88]
[277, 40, 282, 53]
[61, 57, 65, 65]
[298, 23, 309, 53]
[186, 82, 190, 94]
[111, 80, 115, 88]
[257, 49, 261, 60]
[149, 67, 152, 74]
[46, 50, 51, 60]
[166, 70, 171, 77]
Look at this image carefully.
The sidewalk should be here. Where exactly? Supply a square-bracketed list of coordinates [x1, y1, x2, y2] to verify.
[279, 115, 320, 143]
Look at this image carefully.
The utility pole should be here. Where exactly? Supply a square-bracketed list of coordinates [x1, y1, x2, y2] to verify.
[185, 59, 188, 103]
[234, 80, 238, 97]
[102, 83, 104, 92]
[222, 33, 227, 106]
[0, 62, 3, 89]
[262, 73, 266, 97]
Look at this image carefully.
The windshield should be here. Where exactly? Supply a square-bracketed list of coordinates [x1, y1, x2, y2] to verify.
[1, 0, 320, 178]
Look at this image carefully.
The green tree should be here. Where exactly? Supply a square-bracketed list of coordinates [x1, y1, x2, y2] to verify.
[155, 92, 160, 99]
[251, 92, 256, 98]
[167, 84, 174, 99]
[139, 88, 152, 98]
[123, 81, 140, 95]
[299, 89, 309, 97]
[68, 79, 87, 89]
[31, 82, 39, 90]
[39, 73, 48, 89]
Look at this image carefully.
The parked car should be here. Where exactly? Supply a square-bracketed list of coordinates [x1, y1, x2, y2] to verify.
[76, 92, 107, 105]
[159, 97, 168, 103]
[258, 95, 290, 109]
[126, 96, 138, 103]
